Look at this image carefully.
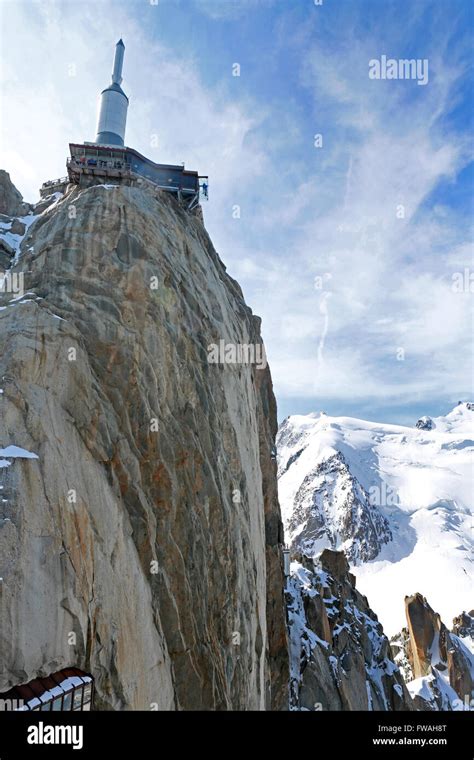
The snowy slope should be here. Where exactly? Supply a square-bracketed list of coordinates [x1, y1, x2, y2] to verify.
[277, 403, 473, 635]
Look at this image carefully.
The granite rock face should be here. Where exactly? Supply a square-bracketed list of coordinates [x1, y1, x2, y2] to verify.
[287, 549, 414, 711]
[0, 178, 288, 710]
[401, 594, 473, 711]
[0, 170, 31, 216]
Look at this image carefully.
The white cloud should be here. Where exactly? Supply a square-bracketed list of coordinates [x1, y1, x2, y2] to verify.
[251, 10, 473, 408]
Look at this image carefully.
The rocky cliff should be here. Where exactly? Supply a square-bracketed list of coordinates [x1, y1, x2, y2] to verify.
[0, 170, 32, 218]
[287, 549, 414, 711]
[0, 175, 288, 710]
[391, 595, 474, 711]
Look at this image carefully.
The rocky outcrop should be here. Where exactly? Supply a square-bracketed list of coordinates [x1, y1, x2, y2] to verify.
[287, 549, 413, 711]
[401, 595, 473, 710]
[282, 449, 391, 564]
[0, 171, 31, 216]
[0, 177, 288, 710]
[389, 627, 414, 683]
[452, 611, 474, 639]
[405, 593, 439, 677]
[0, 184, 39, 271]
[415, 416, 434, 430]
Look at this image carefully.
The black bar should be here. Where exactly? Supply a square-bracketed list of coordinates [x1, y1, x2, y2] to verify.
[0, 710, 471, 757]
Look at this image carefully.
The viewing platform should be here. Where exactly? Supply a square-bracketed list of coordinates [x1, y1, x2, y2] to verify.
[40, 143, 209, 213]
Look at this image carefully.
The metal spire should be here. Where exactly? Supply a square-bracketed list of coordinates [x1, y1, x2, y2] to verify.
[111, 39, 125, 85]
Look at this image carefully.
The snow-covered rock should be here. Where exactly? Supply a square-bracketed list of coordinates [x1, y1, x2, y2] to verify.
[452, 610, 474, 640]
[287, 549, 414, 711]
[277, 405, 473, 635]
[415, 416, 434, 430]
[282, 446, 391, 564]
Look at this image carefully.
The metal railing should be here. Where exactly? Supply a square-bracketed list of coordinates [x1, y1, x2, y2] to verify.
[66, 158, 207, 208]
[40, 176, 68, 190]
[67, 157, 130, 172]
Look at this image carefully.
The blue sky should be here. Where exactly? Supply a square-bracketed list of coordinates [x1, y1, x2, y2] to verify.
[0, 0, 472, 424]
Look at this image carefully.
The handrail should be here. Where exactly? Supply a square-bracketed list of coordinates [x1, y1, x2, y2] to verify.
[66, 160, 205, 203]
[67, 157, 130, 170]
[41, 176, 68, 188]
